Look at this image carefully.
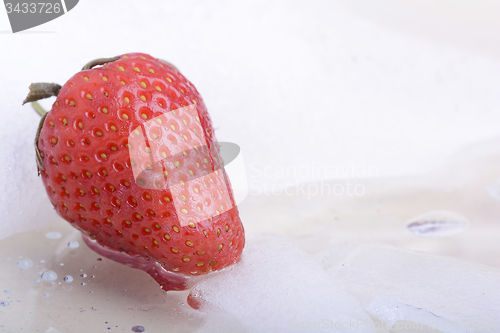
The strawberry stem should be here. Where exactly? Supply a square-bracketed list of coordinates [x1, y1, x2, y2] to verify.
[82, 56, 121, 70]
[23, 82, 61, 171]
[158, 58, 178, 70]
[22, 82, 61, 105]
[35, 112, 48, 171]
[31, 101, 47, 117]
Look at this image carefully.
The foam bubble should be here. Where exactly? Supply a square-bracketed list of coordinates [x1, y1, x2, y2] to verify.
[45, 232, 62, 239]
[41, 270, 57, 281]
[405, 210, 469, 237]
[191, 234, 375, 333]
[68, 241, 79, 248]
[17, 259, 33, 269]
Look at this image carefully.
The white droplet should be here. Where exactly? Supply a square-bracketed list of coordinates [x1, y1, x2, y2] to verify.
[43, 293, 50, 297]
[486, 179, 500, 201]
[63, 276, 73, 283]
[0, 301, 10, 307]
[406, 210, 470, 237]
[68, 241, 80, 248]
[41, 270, 58, 281]
[17, 259, 33, 269]
[45, 232, 62, 239]
[80, 273, 87, 278]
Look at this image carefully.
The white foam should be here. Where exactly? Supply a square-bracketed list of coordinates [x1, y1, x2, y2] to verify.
[321, 240, 500, 331]
[0, 95, 59, 240]
[192, 234, 375, 333]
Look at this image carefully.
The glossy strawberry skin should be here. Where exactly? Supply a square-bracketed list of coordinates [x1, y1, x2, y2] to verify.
[36, 53, 245, 275]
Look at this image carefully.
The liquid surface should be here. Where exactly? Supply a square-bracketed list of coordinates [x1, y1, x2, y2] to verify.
[1, 139, 500, 332]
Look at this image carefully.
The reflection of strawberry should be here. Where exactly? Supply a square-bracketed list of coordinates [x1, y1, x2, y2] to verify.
[25, 53, 245, 277]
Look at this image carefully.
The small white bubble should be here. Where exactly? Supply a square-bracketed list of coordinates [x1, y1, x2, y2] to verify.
[43, 293, 50, 297]
[132, 325, 146, 332]
[63, 276, 73, 283]
[34, 279, 41, 283]
[17, 259, 33, 269]
[68, 241, 80, 248]
[4, 290, 10, 294]
[486, 179, 500, 201]
[41, 270, 58, 281]
[45, 232, 62, 239]
[60, 263, 64, 266]
[40, 260, 45, 263]
[406, 210, 470, 237]
[0, 301, 10, 307]
[81, 283, 86, 286]
[6, 257, 11, 260]
[80, 273, 87, 278]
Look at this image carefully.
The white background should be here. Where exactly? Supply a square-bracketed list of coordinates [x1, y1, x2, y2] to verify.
[1, 0, 500, 236]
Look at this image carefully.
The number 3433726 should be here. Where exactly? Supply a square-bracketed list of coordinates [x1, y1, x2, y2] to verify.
[5, 3, 62, 14]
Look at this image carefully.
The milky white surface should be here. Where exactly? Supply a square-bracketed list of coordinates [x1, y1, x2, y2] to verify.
[322, 240, 500, 332]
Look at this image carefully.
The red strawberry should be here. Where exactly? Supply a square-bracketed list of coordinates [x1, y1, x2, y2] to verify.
[24, 53, 245, 281]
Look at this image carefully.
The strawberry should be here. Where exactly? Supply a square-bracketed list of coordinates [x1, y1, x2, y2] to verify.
[24, 53, 245, 281]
